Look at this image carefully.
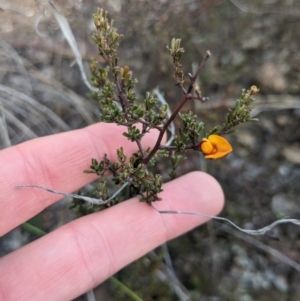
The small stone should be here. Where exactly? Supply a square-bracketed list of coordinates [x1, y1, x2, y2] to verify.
[282, 145, 300, 164]
[235, 131, 256, 148]
[271, 193, 299, 216]
[273, 275, 288, 292]
[276, 114, 290, 126]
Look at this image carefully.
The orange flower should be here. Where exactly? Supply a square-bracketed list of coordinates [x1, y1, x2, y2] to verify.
[200, 135, 233, 159]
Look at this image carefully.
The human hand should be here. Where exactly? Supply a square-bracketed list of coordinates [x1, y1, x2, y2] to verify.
[0, 123, 224, 301]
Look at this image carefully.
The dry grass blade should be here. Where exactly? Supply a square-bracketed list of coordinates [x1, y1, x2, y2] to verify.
[160, 244, 190, 301]
[0, 84, 70, 131]
[0, 41, 33, 93]
[146, 250, 191, 301]
[0, 104, 38, 140]
[16, 182, 130, 206]
[152, 205, 300, 237]
[251, 95, 300, 116]
[33, 82, 97, 125]
[0, 96, 51, 135]
[14, 54, 98, 125]
[0, 111, 11, 148]
[222, 225, 300, 273]
[47, 1, 98, 92]
[34, 13, 48, 38]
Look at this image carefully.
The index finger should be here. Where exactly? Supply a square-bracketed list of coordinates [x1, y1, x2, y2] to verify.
[0, 122, 160, 236]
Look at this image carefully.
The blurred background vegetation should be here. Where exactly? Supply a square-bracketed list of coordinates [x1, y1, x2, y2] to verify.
[1, 0, 300, 300]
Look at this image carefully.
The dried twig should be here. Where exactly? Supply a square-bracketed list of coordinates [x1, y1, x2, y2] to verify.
[151, 205, 300, 236]
[16, 182, 130, 206]
[15, 184, 300, 238]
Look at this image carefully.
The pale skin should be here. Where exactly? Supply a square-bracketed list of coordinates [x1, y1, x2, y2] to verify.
[0, 123, 224, 301]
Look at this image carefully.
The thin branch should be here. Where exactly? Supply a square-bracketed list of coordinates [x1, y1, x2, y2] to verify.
[137, 119, 164, 131]
[116, 119, 163, 131]
[159, 144, 199, 152]
[153, 88, 175, 146]
[189, 95, 209, 102]
[143, 53, 210, 164]
[187, 51, 210, 94]
[135, 139, 145, 158]
[110, 64, 129, 112]
[143, 94, 190, 165]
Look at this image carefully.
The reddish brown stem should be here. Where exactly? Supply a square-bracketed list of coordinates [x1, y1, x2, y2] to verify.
[187, 51, 210, 93]
[143, 94, 191, 165]
[142, 52, 210, 165]
[159, 144, 199, 152]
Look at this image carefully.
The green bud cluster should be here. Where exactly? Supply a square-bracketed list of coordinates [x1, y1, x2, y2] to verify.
[166, 38, 185, 87]
[209, 86, 259, 136]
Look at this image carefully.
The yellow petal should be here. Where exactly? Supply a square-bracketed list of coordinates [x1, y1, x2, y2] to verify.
[208, 135, 233, 153]
[199, 135, 233, 160]
[200, 138, 214, 154]
[204, 152, 230, 159]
